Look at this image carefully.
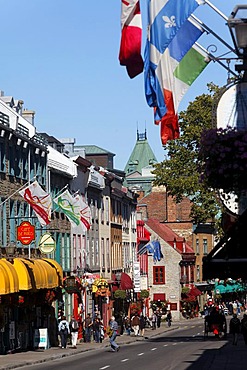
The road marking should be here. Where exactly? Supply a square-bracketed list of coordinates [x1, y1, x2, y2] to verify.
[121, 359, 129, 362]
[138, 353, 144, 356]
[151, 347, 157, 351]
[172, 343, 177, 346]
[163, 344, 168, 347]
[100, 366, 110, 369]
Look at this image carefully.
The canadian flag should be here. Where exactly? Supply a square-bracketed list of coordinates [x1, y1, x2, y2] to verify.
[119, 0, 144, 78]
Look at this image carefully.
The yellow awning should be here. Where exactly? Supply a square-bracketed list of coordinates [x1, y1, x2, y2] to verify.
[0, 263, 10, 295]
[43, 258, 63, 286]
[12, 258, 32, 290]
[0, 259, 19, 293]
[34, 259, 59, 288]
[19, 258, 45, 290]
[1, 257, 63, 293]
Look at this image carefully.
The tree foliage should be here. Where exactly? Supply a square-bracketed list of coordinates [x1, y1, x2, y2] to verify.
[153, 83, 223, 224]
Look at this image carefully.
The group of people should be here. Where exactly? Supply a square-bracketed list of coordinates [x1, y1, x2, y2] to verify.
[58, 315, 79, 349]
[57, 312, 105, 349]
[229, 313, 247, 345]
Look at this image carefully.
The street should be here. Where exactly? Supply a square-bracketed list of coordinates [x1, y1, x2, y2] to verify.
[13, 319, 246, 370]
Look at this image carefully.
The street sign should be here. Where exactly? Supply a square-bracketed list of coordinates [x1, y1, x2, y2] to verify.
[17, 221, 35, 245]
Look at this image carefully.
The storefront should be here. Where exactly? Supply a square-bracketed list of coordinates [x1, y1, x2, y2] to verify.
[0, 257, 63, 354]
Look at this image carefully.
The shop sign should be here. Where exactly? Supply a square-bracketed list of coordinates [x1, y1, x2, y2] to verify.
[38, 233, 56, 254]
[63, 276, 82, 294]
[17, 221, 35, 245]
[34, 328, 50, 349]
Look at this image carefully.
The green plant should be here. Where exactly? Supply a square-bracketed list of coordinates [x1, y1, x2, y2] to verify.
[114, 289, 126, 299]
[140, 289, 149, 299]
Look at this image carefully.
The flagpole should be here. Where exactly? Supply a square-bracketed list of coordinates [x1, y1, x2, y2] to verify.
[50, 184, 69, 215]
[0, 176, 36, 208]
[195, 42, 239, 78]
[191, 14, 237, 55]
[204, 0, 228, 22]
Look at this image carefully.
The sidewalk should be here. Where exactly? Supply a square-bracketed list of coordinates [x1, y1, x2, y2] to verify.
[0, 322, 177, 369]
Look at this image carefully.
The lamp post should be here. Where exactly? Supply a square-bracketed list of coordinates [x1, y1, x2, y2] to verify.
[227, 5, 247, 80]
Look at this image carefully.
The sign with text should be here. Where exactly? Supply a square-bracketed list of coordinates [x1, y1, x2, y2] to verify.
[33, 328, 50, 349]
[17, 221, 35, 245]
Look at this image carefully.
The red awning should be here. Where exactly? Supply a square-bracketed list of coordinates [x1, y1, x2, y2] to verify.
[189, 287, 202, 297]
[120, 272, 133, 290]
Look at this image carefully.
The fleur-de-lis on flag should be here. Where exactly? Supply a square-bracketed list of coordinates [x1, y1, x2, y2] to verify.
[163, 15, 176, 28]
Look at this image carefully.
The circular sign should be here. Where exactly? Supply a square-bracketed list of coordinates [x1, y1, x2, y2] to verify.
[217, 82, 247, 130]
[17, 221, 35, 245]
[38, 233, 56, 254]
[217, 82, 247, 215]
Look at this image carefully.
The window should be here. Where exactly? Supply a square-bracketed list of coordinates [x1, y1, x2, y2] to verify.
[203, 238, 208, 255]
[196, 238, 199, 254]
[101, 238, 105, 269]
[0, 140, 6, 173]
[153, 266, 165, 284]
[197, 265, 200, 281]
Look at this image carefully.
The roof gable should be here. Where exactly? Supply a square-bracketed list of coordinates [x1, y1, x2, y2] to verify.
[146, 218, 194, 254]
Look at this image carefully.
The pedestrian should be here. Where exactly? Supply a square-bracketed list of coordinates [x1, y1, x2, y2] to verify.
[58, 315, 70, 349]
[84, 313, 93, 343]
[157, 309, 162, 328]
[139, 314, 145, 337]
[151, 311, 157, 330]
[131, 312, 140, 336]
[124, 316, 131, 335]
[166, 311, 172, 327]
[229, 313, 241, 345]
[241, 313, 247, 345]
[69, 315, 79, 348]
[92, 317, 101, 343]
[109, 316, 120, 352]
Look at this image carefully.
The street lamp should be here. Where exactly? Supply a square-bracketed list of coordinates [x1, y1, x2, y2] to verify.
[227, 5, 247, 78]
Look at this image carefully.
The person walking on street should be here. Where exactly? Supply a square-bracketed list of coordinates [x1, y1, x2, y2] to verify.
[58, 315, 70, 349]
[139, 314, 145, 337]
[84, 313, 93, 343]
[109, 316, 120, 352]
[166, 311, 172, 327]
[69, 315, 79, 348]
[241, 313, 247, 345]
[92, 317, 101, 343]
[152, 311, 157, 330]
[124, 316, 131, 335]
[157, 309, 162, 328]
[230, 313, 241, 345]
[131, 313, 140, 336]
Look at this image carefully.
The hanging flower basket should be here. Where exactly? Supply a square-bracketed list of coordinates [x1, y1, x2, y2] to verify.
[140, 289, 150, 299]
[130, 301, 142, 315]
[199, 127, 247, 193]
[114, 289, 127, 299]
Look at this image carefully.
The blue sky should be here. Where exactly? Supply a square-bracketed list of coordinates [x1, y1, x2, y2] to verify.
[0, 1, 246, 170]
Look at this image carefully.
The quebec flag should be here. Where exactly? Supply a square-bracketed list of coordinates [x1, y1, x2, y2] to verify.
[145, 0, 205, 121]
[145, 240, 163, 262]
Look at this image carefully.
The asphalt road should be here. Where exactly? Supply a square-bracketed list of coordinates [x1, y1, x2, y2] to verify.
[15, 320, 237, 370]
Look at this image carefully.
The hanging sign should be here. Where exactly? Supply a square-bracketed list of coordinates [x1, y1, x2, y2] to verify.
[38, 233, 56, 254]
[17, 221, 35, 245]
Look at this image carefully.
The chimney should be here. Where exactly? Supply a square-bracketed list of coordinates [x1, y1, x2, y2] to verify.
[22, 109, 35, 125]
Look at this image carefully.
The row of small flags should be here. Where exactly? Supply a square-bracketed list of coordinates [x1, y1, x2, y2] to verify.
[19, 181, 92, 232]
[119, 0, 210, 144]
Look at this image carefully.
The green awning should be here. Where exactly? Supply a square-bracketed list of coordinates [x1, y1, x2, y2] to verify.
[214, 281, 246, 294]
